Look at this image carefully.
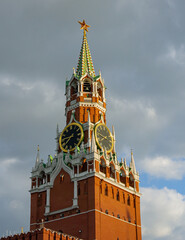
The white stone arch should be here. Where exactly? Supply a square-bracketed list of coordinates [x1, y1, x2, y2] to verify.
[70, 79, 78, 95]
[109, 161, 115, 179]
[97, 81, 103, 98]
[120, 167, 126, 185]
[82, 77, 92, 92]
[129, 171, 135, 188]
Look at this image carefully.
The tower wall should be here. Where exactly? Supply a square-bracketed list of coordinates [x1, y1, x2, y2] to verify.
[30, 170, 141, 239]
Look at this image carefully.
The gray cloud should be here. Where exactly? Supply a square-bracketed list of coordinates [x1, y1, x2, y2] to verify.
[1, 0, 185, 238]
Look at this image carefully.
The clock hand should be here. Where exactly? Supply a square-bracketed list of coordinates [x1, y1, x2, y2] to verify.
[98, 133, 108, 140]
[62, 135, 74, 141]
[65, 134, 74, 144]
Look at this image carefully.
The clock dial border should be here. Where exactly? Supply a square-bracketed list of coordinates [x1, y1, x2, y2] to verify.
[59, 122, 84, 152]
[94, 123, 113, 153]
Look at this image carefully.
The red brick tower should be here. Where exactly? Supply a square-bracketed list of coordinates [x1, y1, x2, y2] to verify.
[30, 20, 142, 240]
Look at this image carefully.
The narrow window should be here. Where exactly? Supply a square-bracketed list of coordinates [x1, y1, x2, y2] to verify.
[133, 198, 136, 208]
[97, 82, 102, 98]
[116, 190, 120, 201]
[123, 192, 125, 204]
[100, 159, 106, 174]
[110, 164, 115, 178]
[112, 187, 114, 199]
[105, 184, 108, 196]
[120, 170, 126, 185]
[129, 173, 134, 188]
[71, 81, 78, 95]
[100, 183, 102, 194]
[127, 195, 130, 206]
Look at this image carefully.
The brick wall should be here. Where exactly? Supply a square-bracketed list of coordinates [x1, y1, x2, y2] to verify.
[0, 228, 81, 240]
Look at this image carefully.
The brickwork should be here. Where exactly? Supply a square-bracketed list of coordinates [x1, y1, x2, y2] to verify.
[30, 169, 141, 239]
[0, 228, 81, 240]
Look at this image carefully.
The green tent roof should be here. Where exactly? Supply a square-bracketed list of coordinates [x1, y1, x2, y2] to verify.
[76, 31, 96, 78]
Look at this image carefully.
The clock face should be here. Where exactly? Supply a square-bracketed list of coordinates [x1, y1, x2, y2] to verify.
[59, 122, 83, 152]
[95, 123, 113, 153]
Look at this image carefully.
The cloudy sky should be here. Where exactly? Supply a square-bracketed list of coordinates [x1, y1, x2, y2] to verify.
[1, 0, 185, 239]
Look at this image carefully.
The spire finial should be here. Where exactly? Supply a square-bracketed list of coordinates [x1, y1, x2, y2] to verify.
[131, 148, 133, 156]
[78, 19, 90, 35]
[35, 145, 40, 168]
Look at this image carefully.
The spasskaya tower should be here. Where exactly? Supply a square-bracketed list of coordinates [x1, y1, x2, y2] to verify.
[30, 20, 142, 240]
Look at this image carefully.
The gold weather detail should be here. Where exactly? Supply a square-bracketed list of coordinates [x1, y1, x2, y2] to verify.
[78, 19, 90, 33]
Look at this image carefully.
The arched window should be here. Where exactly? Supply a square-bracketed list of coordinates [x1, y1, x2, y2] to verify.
[100, 158, 106, 174]
[97, 82, 102, 98]
[129, 173, 134, 188]
[83, 80, 91, 92]
[120, 169, 126, 185]
[39, 171, 46, 185]
[71, 80, 78, 95]
[79, 158, 87, 173]
[110, 164, 115, 179]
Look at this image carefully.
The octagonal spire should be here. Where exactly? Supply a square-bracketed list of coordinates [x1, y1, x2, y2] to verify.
[76, 20, 96, 78]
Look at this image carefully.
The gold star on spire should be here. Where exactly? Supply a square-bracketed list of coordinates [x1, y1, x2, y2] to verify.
[78, 19, 90, 33]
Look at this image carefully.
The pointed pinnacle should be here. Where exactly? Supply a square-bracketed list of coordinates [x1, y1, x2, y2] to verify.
[124, 158, 127, 168]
